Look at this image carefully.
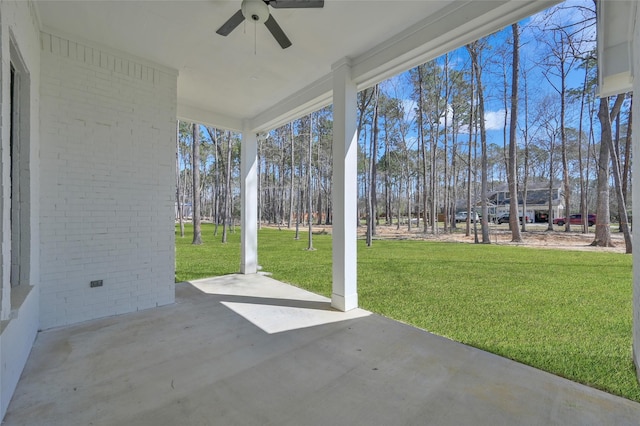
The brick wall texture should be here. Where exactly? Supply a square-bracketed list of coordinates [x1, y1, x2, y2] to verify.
[39, 32, 177, 329]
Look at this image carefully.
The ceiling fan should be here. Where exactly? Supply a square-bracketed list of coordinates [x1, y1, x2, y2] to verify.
[216, 0, 324, 49]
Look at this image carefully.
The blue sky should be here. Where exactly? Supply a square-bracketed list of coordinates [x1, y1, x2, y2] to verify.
[371, 0, 597, 153]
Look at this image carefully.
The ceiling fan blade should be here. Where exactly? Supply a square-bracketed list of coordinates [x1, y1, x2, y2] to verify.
[268, 0, 324, 9]
[264, 14, 292, 49]
[216, 9, 245, 36]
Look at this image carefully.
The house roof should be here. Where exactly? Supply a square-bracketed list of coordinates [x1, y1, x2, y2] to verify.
[490, 180, 563, 193]
[35, 0, 558, 132]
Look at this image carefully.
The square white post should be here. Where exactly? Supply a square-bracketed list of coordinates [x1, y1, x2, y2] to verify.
[331, 58, 358, 311]
[241, 127, 258, 274]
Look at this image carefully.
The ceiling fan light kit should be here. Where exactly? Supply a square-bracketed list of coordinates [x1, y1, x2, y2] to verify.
[241, 0, 269, 24]
[216, 0, 324, 49]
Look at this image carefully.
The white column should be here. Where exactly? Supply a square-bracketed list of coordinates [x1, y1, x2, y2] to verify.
[632, 2, 640, 380]
[331, 58, 358, 311]
[241, 127, 258, 274]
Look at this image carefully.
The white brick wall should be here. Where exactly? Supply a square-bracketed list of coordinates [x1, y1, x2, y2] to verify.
[39, 32, 177, 329]
[0, 0, 42, 417]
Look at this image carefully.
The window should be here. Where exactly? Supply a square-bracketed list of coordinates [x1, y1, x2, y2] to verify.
[8, 38, 31, 290]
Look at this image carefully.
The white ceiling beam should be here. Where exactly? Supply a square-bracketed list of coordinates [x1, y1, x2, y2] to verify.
[177, 103, 243, 132]
[249, 73, 333, 132]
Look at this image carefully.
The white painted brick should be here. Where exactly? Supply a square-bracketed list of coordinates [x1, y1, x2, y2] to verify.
[39, 32, 177, 329]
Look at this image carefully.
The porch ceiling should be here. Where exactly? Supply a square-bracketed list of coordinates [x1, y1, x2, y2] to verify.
[35, 0, 558, 132]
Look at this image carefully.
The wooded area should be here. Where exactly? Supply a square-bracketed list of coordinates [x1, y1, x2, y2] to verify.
[176, 1, 633, 252]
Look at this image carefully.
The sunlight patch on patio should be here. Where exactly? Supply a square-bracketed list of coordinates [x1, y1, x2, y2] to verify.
[190, 274, 370, 334]
[5, 274, 640, 425]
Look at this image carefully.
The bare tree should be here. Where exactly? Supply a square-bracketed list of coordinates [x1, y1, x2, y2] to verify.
[366, 85, 380, 246]
[508, 23, 522, 242]
[176, 121, 185, 237]
[599, 94, 631, 252]
[307, 113, 314, 250]
[520, 64, 534, 233]
[222, 131, 233, 243]
[288, 123, 295, 228]
[591, 95, 624, 247]
[191, 123, 203, 245]
[466, 41, 490, 243]
[621, 95, 632, 215]
[415, 65, 428, 233]
[465, 60, 474, 237]
[575, 58, 592, 233]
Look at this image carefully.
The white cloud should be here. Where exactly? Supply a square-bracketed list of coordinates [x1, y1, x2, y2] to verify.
[455, 109, 509, 135]
[484, 109, 509, 131]
[401, 99, 417, 122]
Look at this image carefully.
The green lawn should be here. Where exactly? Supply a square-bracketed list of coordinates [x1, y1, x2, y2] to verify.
[176, 223, 640, 402]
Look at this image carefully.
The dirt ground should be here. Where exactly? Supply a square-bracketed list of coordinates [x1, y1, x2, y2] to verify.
[358, 223, 625, 253]
[372, 223, 628, 253]
[293, 222, 628, 254]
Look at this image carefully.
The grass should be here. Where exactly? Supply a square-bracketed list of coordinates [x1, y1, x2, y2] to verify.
[176, 223, 640, 402]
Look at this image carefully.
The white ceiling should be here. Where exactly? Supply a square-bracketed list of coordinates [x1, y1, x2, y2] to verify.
[35, 0, 559, 132]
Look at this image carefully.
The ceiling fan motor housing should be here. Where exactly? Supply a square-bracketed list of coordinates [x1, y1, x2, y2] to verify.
[241, 0, 269, 23]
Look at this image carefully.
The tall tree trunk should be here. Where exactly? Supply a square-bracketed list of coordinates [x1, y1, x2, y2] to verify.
[316, 189, 323, 226]
[521, 68, 530, 232]
[205, 127, 221, 236]
[407, 170, 412, 232]
[605, 94, 631, 252]
[592, 97, 615, 247]
[443, 54, 450, 233]
[279, 132, 287, 229]
[307, 113, 314, 250]
[367, 85, 380, 246]
[357, 89, 374, 228]
[257, 136, 262, 229]
[295, 120, 303, 240]
[371, 84, 379, 233]
[396, 176, 402, 230]
[451, 114, 458, 231]
[417, 67, 428, 233]
[560, 55, 570, 232]
[466, 61, 474, 237]
[577, 61, 588, 232]
[383, 114, 391, 226]
[430, 88, 440, 235]
[176, 122, 185, 237]
[467, 42, 490, 243]
[508, 24, 522, 242]
[222, 131, 232, 243]
[288, 123, 295, 228]
[547, 136, 555, 232]
[191, 123, 203, 245]
[180, 126, 190, 237]
[214, 130, 220, 235]
[316, 132, 323, 226]
[622, 95, 633, 207]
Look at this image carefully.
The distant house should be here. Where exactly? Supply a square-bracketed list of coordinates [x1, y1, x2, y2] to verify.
[175, 202, 193, 220]
[488, 182, 564, 223]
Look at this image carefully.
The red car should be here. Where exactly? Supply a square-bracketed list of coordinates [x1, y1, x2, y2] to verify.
[553, 214, 596, 227]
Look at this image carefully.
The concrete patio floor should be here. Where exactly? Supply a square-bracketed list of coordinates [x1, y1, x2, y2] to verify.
[5, 274, 640, 426]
